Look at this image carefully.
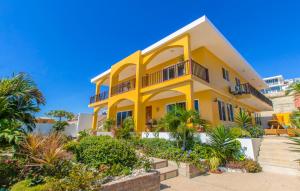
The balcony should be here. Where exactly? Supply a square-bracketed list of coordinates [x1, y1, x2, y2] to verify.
[111, 78, 136, 96]
[142, 59, 209, 88]
[229, 83, 273, 107]
[90, 90, 109, 104]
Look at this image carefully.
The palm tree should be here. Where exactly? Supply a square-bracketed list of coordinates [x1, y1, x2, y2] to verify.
[46, 110, 74, 132]
[235, 110, 252, 129]
[290, 111, 300, 128]
[286, 82, 300, 96]
[0, 73, 45, 131]
[158, 106, 203, 150]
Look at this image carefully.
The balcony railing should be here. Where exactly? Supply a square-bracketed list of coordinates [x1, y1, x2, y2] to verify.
[90, 90, 109, 104]
[111, 78, 136, 96]
[142, 59, 209, 88]
[229, 83, 273, 107]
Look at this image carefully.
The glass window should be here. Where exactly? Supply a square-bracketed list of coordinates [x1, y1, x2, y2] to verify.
[116, 110, 132, 127]
[222, 68, 229, 81]
[166, 102, 186, 113]
[218, 100, 226, 121]
[194, 100, 200, 112]
[227, 104, 234, 122]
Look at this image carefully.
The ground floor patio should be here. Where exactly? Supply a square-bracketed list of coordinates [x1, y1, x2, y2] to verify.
[160, 172, 300, 191]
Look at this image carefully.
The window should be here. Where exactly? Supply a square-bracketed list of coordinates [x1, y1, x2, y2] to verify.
[116, 110, 132, 127]
[222, 68, 230, 81]
[217, 100, 226, 121]
[226, 103, 234, 122]
[235, 77, 241, 87]
[177, 63, 185, 77]
[166, 102, 186, 113]
[254, 113, 261, 125]
[194, 99, 200, 113]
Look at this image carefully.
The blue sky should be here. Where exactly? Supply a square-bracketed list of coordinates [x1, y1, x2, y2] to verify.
[0, 0, 300, 115]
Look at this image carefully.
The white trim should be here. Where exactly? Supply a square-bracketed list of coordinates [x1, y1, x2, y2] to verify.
[91, 69, 111, 83]
[142, 16, 207, 54]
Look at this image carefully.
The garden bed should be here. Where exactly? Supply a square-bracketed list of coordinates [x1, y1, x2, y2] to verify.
[100, 171, 160, 191]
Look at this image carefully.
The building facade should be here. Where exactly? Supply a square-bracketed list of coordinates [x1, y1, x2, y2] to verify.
[260, 75, 300, 127]
[88, 16, 273, 132]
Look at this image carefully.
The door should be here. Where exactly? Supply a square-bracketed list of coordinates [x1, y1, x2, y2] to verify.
[145, 106, 152, 124]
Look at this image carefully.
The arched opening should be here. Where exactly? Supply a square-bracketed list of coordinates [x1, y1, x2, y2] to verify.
[109, 98, 135, 128]
[110, 64, 137, 96]
[142, 46, 189, 88]
[142, 90, 187, 131]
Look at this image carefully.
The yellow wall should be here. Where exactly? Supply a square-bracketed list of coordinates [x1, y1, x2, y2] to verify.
[90, 35, 266, 132]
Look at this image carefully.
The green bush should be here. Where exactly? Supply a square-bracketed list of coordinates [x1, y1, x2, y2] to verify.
[10, 179, 54, 191]
[243, 159, 262, 173]
[116, 117, 134, 140]
[230, 127, 251, 138]
[190, 144, 215, 160]
[0, 159, 24, 188]
[138, 138, 176, 156]
[76, 136, 138, 175]
[246, 126, 264, 138]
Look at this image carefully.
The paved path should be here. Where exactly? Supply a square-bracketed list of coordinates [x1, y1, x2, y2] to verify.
[160, 172, 300, 191]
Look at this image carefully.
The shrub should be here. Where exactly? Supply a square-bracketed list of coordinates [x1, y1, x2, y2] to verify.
[76, 136, 138, 175]
[78, 130, 90, 140]
[190, 144, 215, 160]
[225, 160, 245, 169]
[246, 125, 264, 138]
[10, 178, 54, 191]
[138, 138, 176, 156]
[0, 159, 24, 188]
[116, 117, 134, 140]
[230, 127, 251, 138]
[20, 133, 71, 167]
[207, 125, 244, 162]
[52, 163, 101, 191]
[243, 159, 262, 173]
[209, 157, 220, 172]
[63, 140, 79, 153]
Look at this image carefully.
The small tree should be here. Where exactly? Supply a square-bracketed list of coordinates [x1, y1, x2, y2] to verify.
[157, 106, 203, 150]
[46, 110, 74, 132]
[235, 110, 252, 129]
[116, 117, 134, 140]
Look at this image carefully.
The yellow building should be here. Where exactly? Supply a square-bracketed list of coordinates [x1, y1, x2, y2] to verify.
[88, 16, 273, 132]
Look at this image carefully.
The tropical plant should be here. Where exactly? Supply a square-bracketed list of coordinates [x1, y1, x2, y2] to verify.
[20, 133, 70, 167]
[116, 117, 134, 139]
[0, 120, 25, 149]
[103, 118, 115, 132]
[289, 132, 300, 165]
[243, 159, 262, 173]
[230, 127, 251, 138]
[246, 125, 264, 138]
[157, 106, 202, 150]
[78, 129, 90, 140]
[235, 110, 252, 129]
[209, 156, 220, 172]
[207, 125, 243, 162]
[290, 111, 300, 128]
[46, 110, 74, 132]
[0, 73, 45, 132]
[286, 82, 300, 95]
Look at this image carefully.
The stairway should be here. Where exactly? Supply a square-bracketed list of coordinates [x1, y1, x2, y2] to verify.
[258, 136, 300, 176]
[151, 158, 178, 181]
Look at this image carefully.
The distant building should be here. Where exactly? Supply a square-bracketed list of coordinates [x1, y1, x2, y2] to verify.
[260, 75, 300, 128]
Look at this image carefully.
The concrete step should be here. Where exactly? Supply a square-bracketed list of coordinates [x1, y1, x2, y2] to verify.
[260, 164, 300, 176]
[157, 166, 178, 181]
[151, 158, 168, 169]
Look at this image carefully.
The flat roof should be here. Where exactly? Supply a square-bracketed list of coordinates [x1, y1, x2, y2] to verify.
[91, 16, 267, 89]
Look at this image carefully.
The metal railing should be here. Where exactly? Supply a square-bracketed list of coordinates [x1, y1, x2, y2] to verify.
[89, 90, 109, 104]
[229, 83, 273, 107]
[142, 59, 209, 87]
[111, 78, 136, 96]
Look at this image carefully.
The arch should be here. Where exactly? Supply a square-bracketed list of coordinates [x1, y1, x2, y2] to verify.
[109, 97, 136, 110]
[110, 63, 137, 81]
[143, 45, 184, 67]
[142, 89, 186, 104]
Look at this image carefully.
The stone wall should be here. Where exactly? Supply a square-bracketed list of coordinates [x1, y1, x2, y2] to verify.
[168, 161, 205, 178]
[100, 171, 160, 191]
